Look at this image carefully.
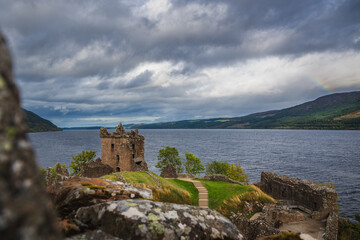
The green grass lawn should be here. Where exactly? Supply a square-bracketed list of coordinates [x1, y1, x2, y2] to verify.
[120, 172, 159, 188]
[166, 179, 199, 206]
[198, 179, 253, 209]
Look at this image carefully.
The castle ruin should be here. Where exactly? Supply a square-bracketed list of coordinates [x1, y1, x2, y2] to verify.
[99, 123, 148, 172]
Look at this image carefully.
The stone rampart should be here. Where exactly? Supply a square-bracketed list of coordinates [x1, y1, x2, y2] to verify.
[260, 172, 337, 220]
[78, 158, 113, 178]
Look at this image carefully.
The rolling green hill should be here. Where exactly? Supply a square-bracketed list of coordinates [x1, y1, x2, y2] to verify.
[24, 109, 62, 132]
[128, 91, 360, 130]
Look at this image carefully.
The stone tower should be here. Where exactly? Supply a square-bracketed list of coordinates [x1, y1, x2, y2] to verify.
[99, 123, 148, 172]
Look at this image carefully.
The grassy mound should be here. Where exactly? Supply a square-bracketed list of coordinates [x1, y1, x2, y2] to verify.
[197, 179, 253, 209]
[121, 172, 160, 188]
[217, 185, 275, 217]
[102, 172, 199, 206]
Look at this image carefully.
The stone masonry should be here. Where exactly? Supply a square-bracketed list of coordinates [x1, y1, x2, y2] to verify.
[259, 172, 338, 220]
[78, 158, 113, 178]
[100, 123, 148, 172]
[259, 172, 339, 240]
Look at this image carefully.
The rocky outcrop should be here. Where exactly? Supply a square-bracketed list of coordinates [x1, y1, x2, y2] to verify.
[66, 230, 121, 240]
[47, 177, 153, 218]
[160, 163, 178, 178]
[0, 31, 61, 239]
[75, 199, 244, 240]
[259, 172, 337, 220]
[324, 212, 338, 240]
[229, 213, 279, 240]
[46, 163, 70, 186]
[203, 174, 244, 185]
[78, 158, 113, 178]
[262, 205, 306, 224]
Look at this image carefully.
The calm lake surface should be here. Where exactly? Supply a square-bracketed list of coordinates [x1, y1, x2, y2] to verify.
[29, 129, 360, 219]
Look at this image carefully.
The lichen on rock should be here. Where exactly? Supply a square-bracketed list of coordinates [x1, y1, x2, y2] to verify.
[75, 199, 244, 240]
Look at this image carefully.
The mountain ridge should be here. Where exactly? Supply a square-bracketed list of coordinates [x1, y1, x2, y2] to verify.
[24, 109, 62, 132]
[127, 91, 360, 130]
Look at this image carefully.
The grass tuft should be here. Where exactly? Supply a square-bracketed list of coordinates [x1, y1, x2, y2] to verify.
[198, 179, 253, 209]
[217, 185, 275, 217]
[108, 171, 199, 205]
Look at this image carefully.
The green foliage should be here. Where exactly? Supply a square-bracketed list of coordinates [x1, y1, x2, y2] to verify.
[338, 215, 360, 240]
[39, 167, 46, 186]
[226, 163, 249, 183]
[198, 179, 253, 209]
[51, 163, 67, 180]
[70, 150, 96, 176]
[205, 160, 230, 175]
[155, 146, 183, 173]
[356, 214, 360, 223]
[184, 152, 204, 176]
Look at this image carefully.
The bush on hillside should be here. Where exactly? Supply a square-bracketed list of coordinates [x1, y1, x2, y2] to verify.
[226, 163, 249, 183]
[338, 214, 360, 240]
[184, 152, 205, 176]
[70, 150, 96, 176]
[205, 160, 229, 175]
[155, 146, 183, 173]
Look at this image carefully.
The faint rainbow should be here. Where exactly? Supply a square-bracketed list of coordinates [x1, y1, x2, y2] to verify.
[307, 77, 332, 94]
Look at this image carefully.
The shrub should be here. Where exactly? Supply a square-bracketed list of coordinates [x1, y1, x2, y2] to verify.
[52, 163, 67, 179]
[338, 214, 360, 240]
[39, 167, 46, 186]
[184, 152, 204, 176]
[155, 146, 183, 173]
[205, 160, 229, 175]
[69, 150, 96, 176]
[226, 163, 249, 183]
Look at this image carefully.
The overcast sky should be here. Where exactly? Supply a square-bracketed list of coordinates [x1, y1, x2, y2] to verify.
[1, 0, 359, 127]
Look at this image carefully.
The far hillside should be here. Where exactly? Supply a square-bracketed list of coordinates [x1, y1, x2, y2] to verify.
[24, 109, 62, 132]
[127, 91, 360, 130]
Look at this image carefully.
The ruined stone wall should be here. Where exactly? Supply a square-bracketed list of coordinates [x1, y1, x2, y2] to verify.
[78, 158, 113, 178]
[260, 172, 337, 220]
[100, 125, 146, 172]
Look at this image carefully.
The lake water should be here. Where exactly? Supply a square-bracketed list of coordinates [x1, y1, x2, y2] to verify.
[29, 129, 360, 220]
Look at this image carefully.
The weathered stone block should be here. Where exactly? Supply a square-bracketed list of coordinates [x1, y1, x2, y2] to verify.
[260, 172, 337, 220]
[75, 199, 244, 240]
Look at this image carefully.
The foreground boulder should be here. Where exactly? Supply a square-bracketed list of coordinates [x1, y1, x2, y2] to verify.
[75, 199, 244, 240]
[47, 177, 153, 218]
[0, 31, 61, 239]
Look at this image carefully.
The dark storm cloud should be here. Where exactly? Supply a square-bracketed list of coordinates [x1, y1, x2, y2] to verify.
[0, 0, 359, 127]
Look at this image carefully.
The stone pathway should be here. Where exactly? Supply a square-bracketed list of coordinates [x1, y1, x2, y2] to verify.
[178, 178, 209, 208]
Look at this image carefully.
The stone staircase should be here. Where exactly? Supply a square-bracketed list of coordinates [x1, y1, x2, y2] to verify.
[178, 178, 208, 208]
